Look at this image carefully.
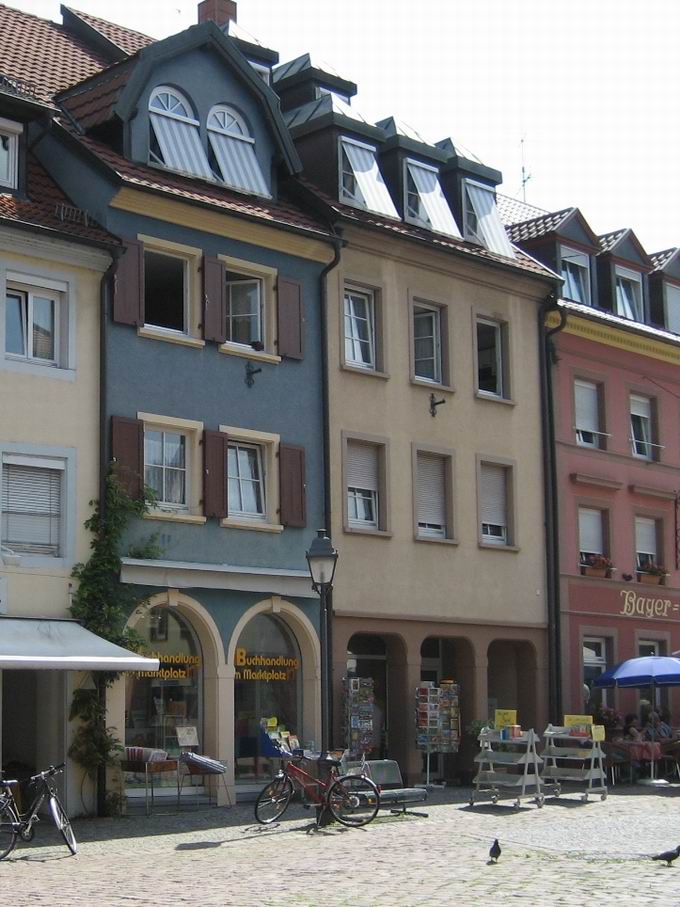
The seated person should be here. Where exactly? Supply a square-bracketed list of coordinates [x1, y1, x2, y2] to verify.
[623, 714, 643, 740]
[643, 710, 672, 741]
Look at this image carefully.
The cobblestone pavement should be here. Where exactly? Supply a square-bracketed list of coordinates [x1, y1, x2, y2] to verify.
[3, 784, 680, 906]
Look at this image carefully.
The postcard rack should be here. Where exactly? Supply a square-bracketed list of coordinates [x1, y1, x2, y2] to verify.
[469, 728, 544, 808]
[541, 725, 607, 802]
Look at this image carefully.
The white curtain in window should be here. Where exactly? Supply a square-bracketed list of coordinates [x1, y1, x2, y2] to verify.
[347, 442, 378, 491]
[406, 163, 461, 238]
[575, 381, 599, 432]
[579, 508, 603, 554]
[2, 458, 63, 555]
[149, 113, 213, 180]
[416, 454, 446, 529]
[635, 517, 657, 557]
[666, 284, 680, 334]
[480, 464, 506, 527]
[208, 132, 270, 197]
[341, 141, 398, 218]
[465, 183, 515, 258]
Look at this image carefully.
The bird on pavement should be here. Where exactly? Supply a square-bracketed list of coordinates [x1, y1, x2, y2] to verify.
[489, 839, 501, 863]
[652, 845, 680, 867]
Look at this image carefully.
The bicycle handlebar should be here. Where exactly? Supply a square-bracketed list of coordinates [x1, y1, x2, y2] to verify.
[28, 763, 65, 783]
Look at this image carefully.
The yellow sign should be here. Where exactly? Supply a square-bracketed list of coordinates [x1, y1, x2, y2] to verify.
[130, 651, 201, 680]
[494, 709, 517, 729]
[591, 725, 605, 742]
[564, 714, 593, 727]
[265, 717, 278, 729]
[234, 648, 299, 682]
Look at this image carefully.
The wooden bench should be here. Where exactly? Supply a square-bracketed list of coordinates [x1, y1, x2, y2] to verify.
[362, 760, 428, 817]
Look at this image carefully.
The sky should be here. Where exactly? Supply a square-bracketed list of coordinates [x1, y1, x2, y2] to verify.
[7, 0, 680, 252]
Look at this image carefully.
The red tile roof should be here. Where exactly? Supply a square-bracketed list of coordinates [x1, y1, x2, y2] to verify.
[59, 61, 133, 128]
[0, 153, 116, 246]
[62, 6, 153, 56]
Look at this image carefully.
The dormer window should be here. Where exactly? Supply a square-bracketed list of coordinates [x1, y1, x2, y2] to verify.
[207, 104, 270, 197]
[463, 179, 515, 258]
[338, 137, 398, 218]
[403, 159, 461, 238]
[615, 266, 643, 320]
[561, 247, 591, 305]
[665, 283, 680, 334]
[148, 86, 212, 180]
[0, 117, 21, 191]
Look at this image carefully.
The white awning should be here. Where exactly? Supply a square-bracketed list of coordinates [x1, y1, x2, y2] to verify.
[0, 618, 160, 671]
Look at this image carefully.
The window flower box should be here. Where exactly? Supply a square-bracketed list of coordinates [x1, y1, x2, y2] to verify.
[636, 565, 667, 586]
[580, 555, 615, 579]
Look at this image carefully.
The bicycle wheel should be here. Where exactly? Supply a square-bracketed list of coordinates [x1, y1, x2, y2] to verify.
[327, 775, 380, 827]
[0, 800, 18, 861]
[254, 776, 293, 824]
[49, 795, 77, 855]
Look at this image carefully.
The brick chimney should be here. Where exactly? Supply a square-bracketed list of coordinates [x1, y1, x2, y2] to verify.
[198, 0, 237, 25]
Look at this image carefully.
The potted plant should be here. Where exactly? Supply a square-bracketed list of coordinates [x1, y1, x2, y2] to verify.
[636, 562, 668, 585]
[580, 554, 615, 578]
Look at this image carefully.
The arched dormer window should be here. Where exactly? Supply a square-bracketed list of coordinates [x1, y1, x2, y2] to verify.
[148, 86, 212, 180]
[207, 104, 270, 198]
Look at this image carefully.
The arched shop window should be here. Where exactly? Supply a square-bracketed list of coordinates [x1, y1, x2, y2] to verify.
[125, 607, 203, 754]
[234, 613, 301, 782]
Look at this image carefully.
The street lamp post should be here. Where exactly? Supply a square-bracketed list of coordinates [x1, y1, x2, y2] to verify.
[306, 529, 338, 754]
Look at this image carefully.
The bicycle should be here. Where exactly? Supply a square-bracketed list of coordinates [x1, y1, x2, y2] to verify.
[254, 744, 380, 828]
[0, 763, 77, 860]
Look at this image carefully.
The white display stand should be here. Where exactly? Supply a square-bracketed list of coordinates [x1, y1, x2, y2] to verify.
[541, 725, 608, 802]
[470, 728, 544, 808]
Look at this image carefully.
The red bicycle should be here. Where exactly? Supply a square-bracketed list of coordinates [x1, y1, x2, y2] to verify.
[254, 745, 380, 828]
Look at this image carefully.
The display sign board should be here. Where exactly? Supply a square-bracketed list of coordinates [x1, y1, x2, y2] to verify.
[591, 725, 606, 742]
[563, 714, 593, 727]
[175, 725, 199, 747]
[494, 709, 518, 729]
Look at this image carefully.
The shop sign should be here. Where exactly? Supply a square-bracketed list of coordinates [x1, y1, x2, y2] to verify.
[618, 589, 680, 620]
[494, 709, 517, 729]
[131, 651, 201, 680]
[234, 647, 299, 682]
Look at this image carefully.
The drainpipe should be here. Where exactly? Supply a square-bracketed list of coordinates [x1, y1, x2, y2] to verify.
[539, 291, 567, 723]
[318, 234, 343, 746]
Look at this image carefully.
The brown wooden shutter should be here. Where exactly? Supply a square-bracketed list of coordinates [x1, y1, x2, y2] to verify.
[203, 256, 227, 343]
[110, 416, 143, 499]
[113, 239, 144, 326]
[277, 277, 304, 360]
[279, 443, 306, 527]
[203, 430, 228, 519]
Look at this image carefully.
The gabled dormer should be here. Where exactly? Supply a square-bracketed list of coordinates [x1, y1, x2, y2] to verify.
[506, 207, 600, 305]
[374, 118, 461, 238]
[596, 229, 653, 322]
[56, 19, 300, 200]
[273, 53, 358, 113]
[435, 139, 514, 258]
[649, 248, 680, 333]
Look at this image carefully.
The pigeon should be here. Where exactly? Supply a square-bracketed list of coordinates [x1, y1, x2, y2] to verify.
[652, 845, 680, 867]
[489, 839, 501, 863]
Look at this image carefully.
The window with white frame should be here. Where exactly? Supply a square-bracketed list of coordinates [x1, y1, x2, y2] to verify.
[639, 639, 661, 658]
[630, 394, 655, 459]
[615, 266, 643, 321]
[344, 287, 376, 370]
[578, 507, 604, 562]
[561, 247, 591, 305]
[665, 284, 680, 335]
[463, 180, 515, 258]
[207, 104, 269, 197]
[583, 637, 608, 708]
[144, 430, 188, 510]
[479, 463, 508, 545]
[338, 137, 398, 218]
[413, 303, 442, 383]
[476, 318, 507, 398]
[574, 379, 603, 448]
[225, 271, 263, 346]
[227, 442, 266, 520]
[1, 454, 64, 556]
[346, 441, 379, 529]
[635, 516, 659, 570]
[416, 452, 447, 538]
[0, 117, 21, 190]
[403, 159, 461, 238]
[144, 248, 187, 334]
[148, 86, 212, 180]
[5, 286, 59, 365]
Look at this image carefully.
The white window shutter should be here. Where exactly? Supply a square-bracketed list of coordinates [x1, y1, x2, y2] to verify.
[1, 463, 62, 555]
[465, 183, 515, 258]
[347, 442, 378, 492]
[480, 464, 506, 527]
[666, 284, 680, 334]
[575, 381, 599, 432]
[417, 454, 446, 528]
[579, 508, 603, 554]
[341, 140, 398, 218]
[630, 395, 651, 419]
[406, 162, 461, 238]
[635, 517, 657, 557]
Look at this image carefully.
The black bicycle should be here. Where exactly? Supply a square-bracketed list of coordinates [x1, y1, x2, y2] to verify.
[0, 763, 77, 860]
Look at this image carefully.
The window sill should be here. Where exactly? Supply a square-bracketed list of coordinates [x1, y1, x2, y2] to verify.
[474, 391, 516, 406]
[137, 327, 206, 349]
[415, 534, 458, 546]
[341, 363, 390, 380]
[478, 541, 520, 552]
[219, 518, 284, 533]
[411, 378, 455, 393]
[218, 343, 281, 364]
[143, 511, 207, 525]
[2, 357, 75, 382]
[344, 526, 393, 538]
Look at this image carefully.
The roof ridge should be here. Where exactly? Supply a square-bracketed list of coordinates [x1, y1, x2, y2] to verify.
[62, 5, 154, 46]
